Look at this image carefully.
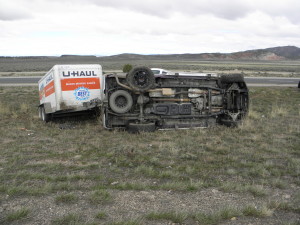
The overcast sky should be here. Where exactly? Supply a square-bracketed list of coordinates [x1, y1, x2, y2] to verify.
[0, 0, 299, 56]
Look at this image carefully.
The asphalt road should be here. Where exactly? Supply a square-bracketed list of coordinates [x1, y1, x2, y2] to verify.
[0, 76, 299, 87]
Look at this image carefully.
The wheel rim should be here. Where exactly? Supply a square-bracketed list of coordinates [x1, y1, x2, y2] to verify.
[133, 71, 149, 88]
[115, 95, 128, 108]
[126, 66, 155, 92]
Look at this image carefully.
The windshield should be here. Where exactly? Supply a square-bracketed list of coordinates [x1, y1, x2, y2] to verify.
[151, 70, 161, 75]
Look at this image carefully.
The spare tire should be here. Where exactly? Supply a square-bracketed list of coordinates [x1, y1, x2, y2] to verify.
[220, 74, 245, 84]
[109, 90, 133, 114]
[127, 122, 156, 133]
[126, 66, 155, 92]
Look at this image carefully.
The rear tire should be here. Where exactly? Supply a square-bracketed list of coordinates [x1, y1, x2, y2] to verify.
[220, 74, 244, 84]
[218, 74, 245, 88]
[127, 122, 156, 133]
[38, 106, 42, 119]
[40, 106, 50, 122]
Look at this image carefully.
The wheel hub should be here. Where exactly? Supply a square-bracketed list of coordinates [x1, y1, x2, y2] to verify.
[133, 71, 148, 87]
[115, 96, 127, 108]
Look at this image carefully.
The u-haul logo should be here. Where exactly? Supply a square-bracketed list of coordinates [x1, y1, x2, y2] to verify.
[62, 71, 97, 77]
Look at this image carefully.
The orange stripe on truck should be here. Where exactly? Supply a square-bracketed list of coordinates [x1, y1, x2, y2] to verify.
[45, 80, 55, 97]
[61, 78, 100, 91]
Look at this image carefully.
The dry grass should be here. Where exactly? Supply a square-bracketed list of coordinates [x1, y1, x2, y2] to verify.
[0, 86, 299, 224]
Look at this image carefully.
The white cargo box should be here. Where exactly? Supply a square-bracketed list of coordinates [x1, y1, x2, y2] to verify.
[38, 64, 103, 121]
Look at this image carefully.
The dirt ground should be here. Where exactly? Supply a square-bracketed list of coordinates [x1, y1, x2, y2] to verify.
[1, 186, 300, 224]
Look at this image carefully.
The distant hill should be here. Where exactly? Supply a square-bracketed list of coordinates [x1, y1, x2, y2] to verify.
[0, 46, 299, 61]
[1, 46, 300, 72]
[60, 55, 97, 58]
[264, 46, 300, 59]
[104, 46, 300, 61]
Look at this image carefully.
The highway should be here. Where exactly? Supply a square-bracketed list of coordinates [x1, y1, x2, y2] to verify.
[0, 76, 299, 87]
[0, 76, 41, 86]
[244, 77, 299, 87]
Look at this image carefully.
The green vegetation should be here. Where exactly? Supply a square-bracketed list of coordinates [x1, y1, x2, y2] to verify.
[122, 64, 133, 73]
[4, 207, 31, 223]
[242, 205, 274, 217]
[51, 213, 82, 225]
[95, 211, 107, 219]
[107, 219, 143, 225]
[145, 205, 274, 224]
[146, 211, 188, 223]
[55, 193, 78, 204]
[88, 189, 112, 204]
[0, 85, 299, 224]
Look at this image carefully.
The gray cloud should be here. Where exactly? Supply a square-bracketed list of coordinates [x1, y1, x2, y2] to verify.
[1, 0, 300, 23]
[0, 11, 32, 21]
[86, 0, 251, 19]
[0, 0, 299, 56]
[0, 1, 32, 21]
[86, 0, 300, 23]
[6, 0, 298, 23]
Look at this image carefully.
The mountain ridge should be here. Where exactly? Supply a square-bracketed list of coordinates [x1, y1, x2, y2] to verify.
[1, 46, 299, 60]
[105, 46, 300, 61]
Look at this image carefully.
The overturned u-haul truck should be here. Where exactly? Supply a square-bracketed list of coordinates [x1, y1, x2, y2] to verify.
[38, 65, 249, 132]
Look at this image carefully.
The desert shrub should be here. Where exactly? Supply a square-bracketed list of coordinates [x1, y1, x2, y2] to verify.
[122, 64, 133, 73]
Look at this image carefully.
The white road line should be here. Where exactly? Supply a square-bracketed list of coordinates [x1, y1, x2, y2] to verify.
[247, 84, 298, 87]
[0, 83, 38, 86]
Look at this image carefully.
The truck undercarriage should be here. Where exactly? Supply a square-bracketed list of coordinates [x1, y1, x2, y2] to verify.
[103, 67, 249, 132]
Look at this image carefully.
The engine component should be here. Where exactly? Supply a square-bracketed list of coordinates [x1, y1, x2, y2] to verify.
[191, 98, 205, 111]
[188, 88, 206, 98]
[211, 95, 223, 106]
[148, 88, 175, 97]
